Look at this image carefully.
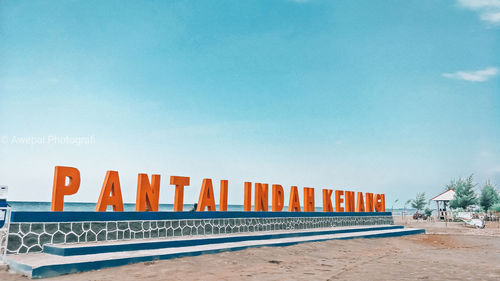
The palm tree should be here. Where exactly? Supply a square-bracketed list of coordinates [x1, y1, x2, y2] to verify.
[392, 199, 399, 214]
[403, 199, 411, 221]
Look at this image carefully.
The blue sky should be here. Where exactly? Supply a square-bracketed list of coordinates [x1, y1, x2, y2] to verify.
[1, 0, 499, 208]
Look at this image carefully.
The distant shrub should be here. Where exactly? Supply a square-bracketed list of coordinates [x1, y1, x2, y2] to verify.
[411, 192, 426, 211]
[479, 181, 500, 212]
[491, 203, 500, 213]
[448, 175, 478, 210]
[424, 206, 432, 218]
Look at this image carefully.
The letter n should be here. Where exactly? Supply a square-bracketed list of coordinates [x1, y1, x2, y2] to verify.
[136, 174, 161, 211]
[345, 191, 355, 212]
[365, 193, 374, 212]
[254, 183, 268, 211]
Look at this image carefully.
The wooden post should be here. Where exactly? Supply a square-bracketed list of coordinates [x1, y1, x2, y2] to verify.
[403, 205, 405, 225]
[444, 201, 448, 228]
[436, 201, 439, 220]
[496, 211, 499, 228]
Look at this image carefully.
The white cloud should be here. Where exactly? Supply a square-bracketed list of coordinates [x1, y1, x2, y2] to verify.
[459, 0, 500, 9]
[480, 11, 500, 22]
[442, 67, 499, 82]
[489, 165, 500, 173]
[458, 0, 500, 24]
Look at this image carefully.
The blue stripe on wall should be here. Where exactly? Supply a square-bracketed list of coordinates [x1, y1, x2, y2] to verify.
[11, 211, 392, 222]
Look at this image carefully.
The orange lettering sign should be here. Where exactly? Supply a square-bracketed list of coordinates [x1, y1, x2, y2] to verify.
[96, 171, 124, 212]
[303, 187, 315, 212]
[356, 192, 365, 212]
[136, 174, 160, 211]
[51, 166, 81, 211]
[365, 193, 374, 212]
[244, 182, 252, 211]
[197, 178, 216, 211]
[288, 186, 301, 212]
[272, 184, 284, 212]
[254, 183, 269, 211]
[50, 165, 387, 214]
[374, 194, 386, 212]
[345, 191, 355, 212]
[219, 180, 228, 211]
[322, 189, 333, 212]
[335, 190, 344, 212]
[170, 176, 190, 211]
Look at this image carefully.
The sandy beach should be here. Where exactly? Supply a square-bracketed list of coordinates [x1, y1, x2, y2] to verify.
[1, 218, 499, 281]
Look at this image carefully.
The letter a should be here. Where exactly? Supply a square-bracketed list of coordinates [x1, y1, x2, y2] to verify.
[356, 192, 365, 212]
[96, 171, 124, 211]
[288, 186, 301, 212]
[197, 178, 216, 211]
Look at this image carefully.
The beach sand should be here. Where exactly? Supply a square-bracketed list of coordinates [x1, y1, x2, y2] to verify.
[1, 219, 499, 281]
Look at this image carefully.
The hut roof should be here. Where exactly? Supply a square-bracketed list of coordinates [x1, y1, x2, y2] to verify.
[431, 189, 455, 201]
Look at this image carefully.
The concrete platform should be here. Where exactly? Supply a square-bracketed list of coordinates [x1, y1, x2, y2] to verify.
[6, 226, 425, 279]
[44, 225, 404, 256]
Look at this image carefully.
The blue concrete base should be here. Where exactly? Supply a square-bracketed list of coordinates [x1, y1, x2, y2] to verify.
[7, 226, 425, 279]
[44, 225, 404, 256]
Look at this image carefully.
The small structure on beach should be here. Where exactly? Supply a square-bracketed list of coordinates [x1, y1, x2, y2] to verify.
[431, 189, 455, 220]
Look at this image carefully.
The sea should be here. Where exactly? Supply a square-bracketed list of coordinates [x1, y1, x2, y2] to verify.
[6, 201, 417, 215]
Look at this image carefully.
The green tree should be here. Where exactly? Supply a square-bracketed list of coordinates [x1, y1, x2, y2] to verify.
[424, 204, 433, 217]
[491, 203, 500, 213]
[448, 174, 478, 209]
[411, 192, 426, 211]
[479, 181, 500, 212]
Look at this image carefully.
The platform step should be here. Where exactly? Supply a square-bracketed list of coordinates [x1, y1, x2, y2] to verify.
[44, 225, 404, 256]
[7, 227, 425, 279]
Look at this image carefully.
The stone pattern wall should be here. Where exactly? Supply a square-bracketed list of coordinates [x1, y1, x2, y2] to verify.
[7, 215, 393, 254]
[0, 230, 8, 258]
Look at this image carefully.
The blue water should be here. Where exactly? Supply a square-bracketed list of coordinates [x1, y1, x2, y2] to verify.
[7, 201, 416, 214]
[7, 201, 243, 212]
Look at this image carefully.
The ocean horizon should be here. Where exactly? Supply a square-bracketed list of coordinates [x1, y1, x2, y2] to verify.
[6, 201, 417, 215]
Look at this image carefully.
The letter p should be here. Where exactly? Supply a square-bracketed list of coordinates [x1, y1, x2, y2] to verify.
[51, 166, 80, 211]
